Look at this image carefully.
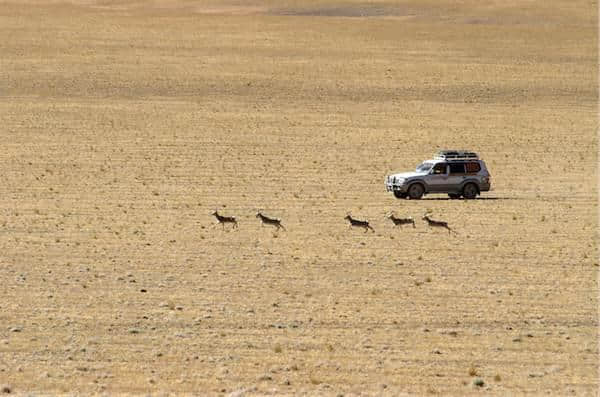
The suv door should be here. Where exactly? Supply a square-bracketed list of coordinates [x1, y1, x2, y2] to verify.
[426, 163, 448, 192]
[447, 162, 467, 191]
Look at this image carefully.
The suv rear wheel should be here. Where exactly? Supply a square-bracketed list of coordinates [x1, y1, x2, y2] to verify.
[408, 183, 425, 200]
[462, 183, 478, 199]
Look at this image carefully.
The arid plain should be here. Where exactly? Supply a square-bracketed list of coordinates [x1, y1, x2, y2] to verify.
[0, 0, 597, 395]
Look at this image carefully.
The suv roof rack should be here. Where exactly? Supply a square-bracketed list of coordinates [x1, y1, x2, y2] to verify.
[434, 150, 479, 161]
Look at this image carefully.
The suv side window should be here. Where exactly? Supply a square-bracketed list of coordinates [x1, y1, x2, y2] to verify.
[449, 163, 466, 174]
[465, 162, 481, 173]
[432, 163, 447, 175]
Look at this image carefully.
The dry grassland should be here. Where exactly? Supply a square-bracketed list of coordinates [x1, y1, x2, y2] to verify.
[0, 0, 597, 395]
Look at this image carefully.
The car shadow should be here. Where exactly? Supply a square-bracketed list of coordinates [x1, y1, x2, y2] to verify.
[419, 197, 519, 201]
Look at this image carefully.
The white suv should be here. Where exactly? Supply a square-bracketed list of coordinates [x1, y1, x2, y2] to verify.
[385, 150, 492, 199]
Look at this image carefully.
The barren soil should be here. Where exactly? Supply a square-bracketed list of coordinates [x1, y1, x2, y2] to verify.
[0, 0, 598, 395]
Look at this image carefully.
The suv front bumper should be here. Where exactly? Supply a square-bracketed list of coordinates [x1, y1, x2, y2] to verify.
[386, 183, 408, 193]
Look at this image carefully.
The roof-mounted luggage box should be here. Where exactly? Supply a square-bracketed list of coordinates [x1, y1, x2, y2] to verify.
[434, 150, 479, 161]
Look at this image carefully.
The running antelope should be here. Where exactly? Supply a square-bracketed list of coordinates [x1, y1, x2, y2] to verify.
[388, 213, 415, 228]
[212, 210, 238, 229]
[422, 214, 457, 234]
[344, 214, 375, 233]
[256, 212, 285, 231]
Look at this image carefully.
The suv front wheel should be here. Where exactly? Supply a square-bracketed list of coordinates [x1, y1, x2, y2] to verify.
[408, 183, 425, 200]
[462, 183, 478, 199]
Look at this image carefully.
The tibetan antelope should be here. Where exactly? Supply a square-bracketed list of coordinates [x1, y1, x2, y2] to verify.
[388, 213, 415, 228]
[344, 214, 375, 233]
[212, 210, 238, 229]
[422, 214, 457, 234]
[256, 212, 285, 231]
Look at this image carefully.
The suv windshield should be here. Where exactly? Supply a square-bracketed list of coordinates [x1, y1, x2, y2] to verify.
[416, 162, 433, 172]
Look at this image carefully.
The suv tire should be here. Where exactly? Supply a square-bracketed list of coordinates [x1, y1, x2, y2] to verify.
[448, 193, 461, 199]
[462, 183, 478, 199]
[394, 191, 407, 199]
[408, 183, 425, 200]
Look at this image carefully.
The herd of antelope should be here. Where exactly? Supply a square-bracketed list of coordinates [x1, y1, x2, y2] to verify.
[212, 210, 457, 234]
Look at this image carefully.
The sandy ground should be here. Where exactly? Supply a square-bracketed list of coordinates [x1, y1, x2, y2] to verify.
[0, 0, 597, 395]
